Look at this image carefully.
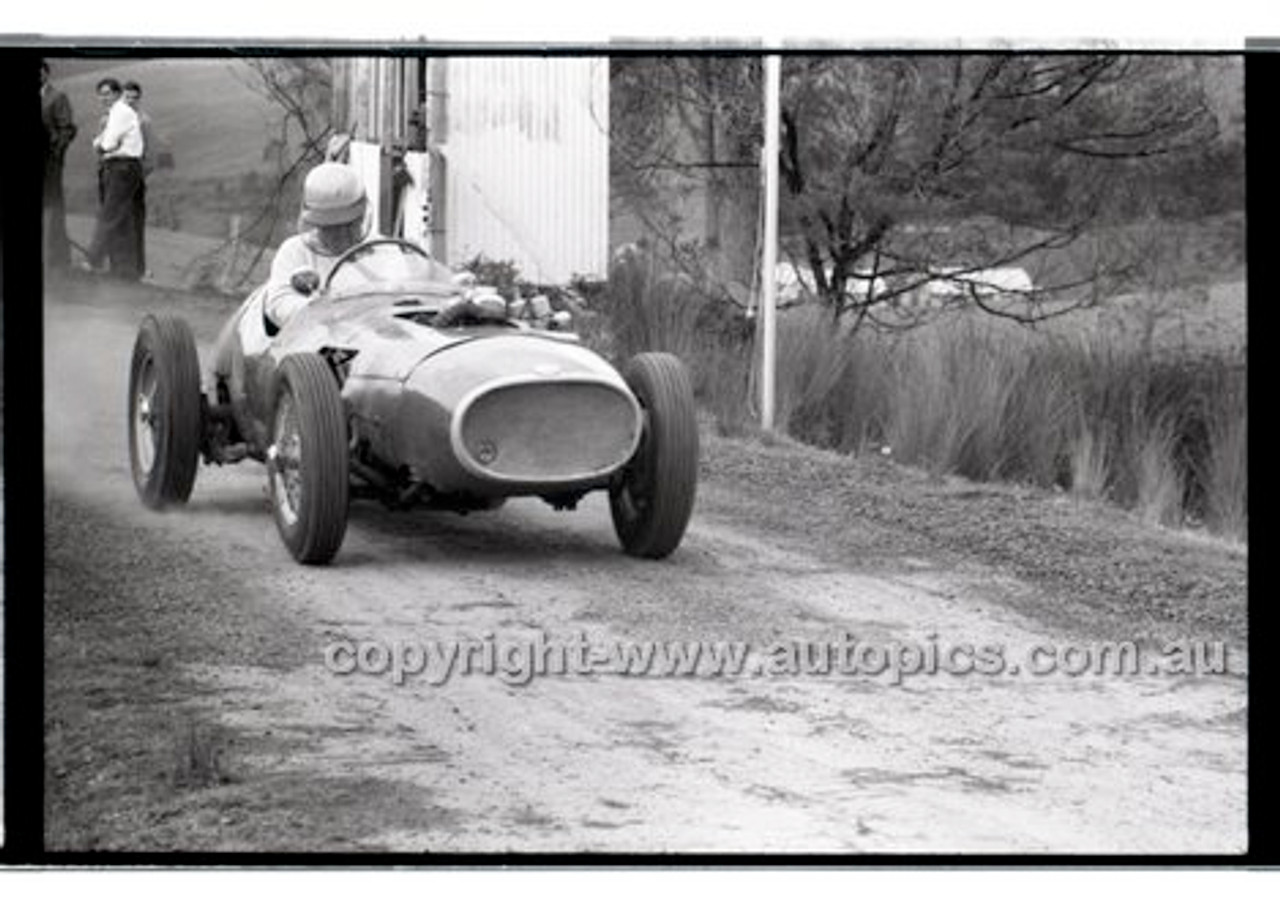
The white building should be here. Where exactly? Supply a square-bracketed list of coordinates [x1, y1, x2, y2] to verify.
[332, 57, 610, 285]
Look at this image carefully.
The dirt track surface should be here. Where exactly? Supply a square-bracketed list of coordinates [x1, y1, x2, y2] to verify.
[43, 277, 1247, 853]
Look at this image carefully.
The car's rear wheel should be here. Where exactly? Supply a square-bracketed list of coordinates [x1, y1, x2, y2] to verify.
[268, 353, 349, 565]
[610, 352, 699, 559]
[128, 314, 203, 508]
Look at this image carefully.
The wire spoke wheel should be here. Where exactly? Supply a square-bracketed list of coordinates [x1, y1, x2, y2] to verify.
[609, 353, 699, 559]
[127, 314, 203, 508]
[267, 353, 350, 565]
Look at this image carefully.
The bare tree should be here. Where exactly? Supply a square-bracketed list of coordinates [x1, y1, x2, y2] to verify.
[776, 54, 1221, 330]
[613, 54, 1226, 333]
[189, 58, 334, 291]
[611, 57, 762, 304]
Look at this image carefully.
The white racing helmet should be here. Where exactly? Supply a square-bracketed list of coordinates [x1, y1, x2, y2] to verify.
[300, 162, 367, 228]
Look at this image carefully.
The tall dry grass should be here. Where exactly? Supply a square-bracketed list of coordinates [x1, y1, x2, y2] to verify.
[1198, 362, 1248, 540]
[779, 318, 1247, 540]
[587, 254, 755, 432]
[593, 256, 1246, 541]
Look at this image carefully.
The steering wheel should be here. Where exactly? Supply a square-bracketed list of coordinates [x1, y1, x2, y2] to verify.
[322, 237, 435, 292]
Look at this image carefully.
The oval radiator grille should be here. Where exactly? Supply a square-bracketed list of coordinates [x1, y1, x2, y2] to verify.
[459, 381, 637, 481]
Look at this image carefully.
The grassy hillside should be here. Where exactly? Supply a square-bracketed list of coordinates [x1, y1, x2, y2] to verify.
[43, 58, 128, 81]
[53, 58, 282, 239]
[65, 214, 275, 292]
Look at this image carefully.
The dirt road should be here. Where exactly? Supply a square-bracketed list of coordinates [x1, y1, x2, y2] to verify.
[43, 278, 1247, 853]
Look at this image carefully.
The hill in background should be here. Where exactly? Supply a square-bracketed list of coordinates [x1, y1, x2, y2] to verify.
[51, 57, 284, 242]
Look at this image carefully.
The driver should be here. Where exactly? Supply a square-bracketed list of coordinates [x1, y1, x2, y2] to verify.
[265, 161, 373, 329]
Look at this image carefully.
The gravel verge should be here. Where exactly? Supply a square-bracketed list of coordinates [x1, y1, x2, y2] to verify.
[698, 428, 1247, 648]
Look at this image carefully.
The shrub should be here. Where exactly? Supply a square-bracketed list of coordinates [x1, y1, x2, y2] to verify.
[1133, 407, 1187, 527]
[459, 254, 522, 300]
[593, 258, 1246, 541]
[1069, 421, 1112, 501]
[593, 251, 754, 430]
[1197, 362, 1248, 541]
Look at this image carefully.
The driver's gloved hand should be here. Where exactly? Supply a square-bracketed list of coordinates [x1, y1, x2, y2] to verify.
[289, 266, 322, 296]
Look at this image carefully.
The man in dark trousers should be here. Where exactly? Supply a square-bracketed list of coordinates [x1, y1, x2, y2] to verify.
[123, 80, 154, 278]
[85, 77, 144, 279]
[41, 59, 78, 271]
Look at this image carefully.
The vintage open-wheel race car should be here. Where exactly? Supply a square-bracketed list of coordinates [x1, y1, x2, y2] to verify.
[127, 238, 699, 565]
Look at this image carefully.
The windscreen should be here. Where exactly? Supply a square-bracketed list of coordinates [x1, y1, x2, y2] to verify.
[325, 242, 458, 296]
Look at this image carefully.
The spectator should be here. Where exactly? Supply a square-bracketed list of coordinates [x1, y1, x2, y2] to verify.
[40, 59, 77, 271]
[123, 80, 154, 277]
[85, 78, 144, 279]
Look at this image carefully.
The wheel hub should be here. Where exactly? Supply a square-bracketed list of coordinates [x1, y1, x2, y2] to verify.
[270, 397, 304, 527]
[132, 358, 158, 475]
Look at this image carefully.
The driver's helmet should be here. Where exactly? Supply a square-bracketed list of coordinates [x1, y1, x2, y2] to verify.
[300, 162, 366, 228]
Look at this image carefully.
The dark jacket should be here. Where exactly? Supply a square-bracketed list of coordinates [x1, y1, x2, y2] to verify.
[41, 84, 77, 160]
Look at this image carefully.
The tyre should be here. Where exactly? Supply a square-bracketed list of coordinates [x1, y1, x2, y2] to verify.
[128, 314, 203, 508]
[267, 353, 349, 565]
[609, 352, 699, 558]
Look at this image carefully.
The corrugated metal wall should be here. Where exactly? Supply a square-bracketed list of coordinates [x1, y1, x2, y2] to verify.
[332, 56, 609, 284]
[439, 57, 609, 284]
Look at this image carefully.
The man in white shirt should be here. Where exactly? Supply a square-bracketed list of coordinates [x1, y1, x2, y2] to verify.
[123, 80, 154, 278]
[85, 77, 144, 279]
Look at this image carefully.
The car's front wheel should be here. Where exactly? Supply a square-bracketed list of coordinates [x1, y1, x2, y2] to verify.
[128, 314, 203, 508]
[267, 353, 349, 565]
[609, 352, 699, 559]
